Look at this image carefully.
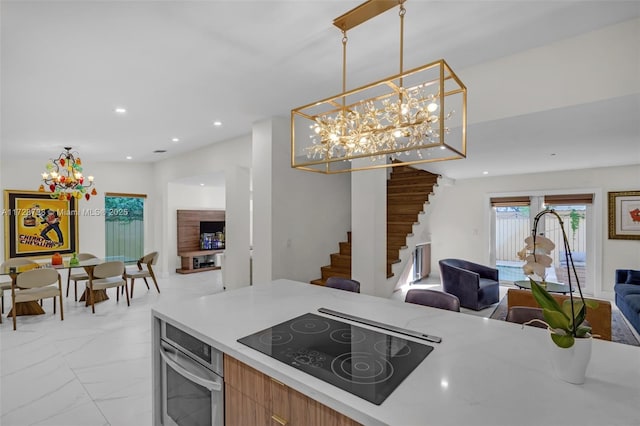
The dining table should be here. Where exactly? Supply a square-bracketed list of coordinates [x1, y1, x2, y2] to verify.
[52, 257, 109, 306]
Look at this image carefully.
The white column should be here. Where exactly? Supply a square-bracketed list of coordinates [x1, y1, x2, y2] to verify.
[251, 119, 274, 284]
[0, 140, 3, 262]
[351, 160, 388, 297]
[224, 165, 251, 290]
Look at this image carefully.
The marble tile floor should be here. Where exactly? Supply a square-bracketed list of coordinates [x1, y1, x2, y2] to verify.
[0, 270, 225, 426]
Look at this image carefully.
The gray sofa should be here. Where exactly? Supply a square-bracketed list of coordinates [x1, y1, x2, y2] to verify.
[614, 269, 640, 335]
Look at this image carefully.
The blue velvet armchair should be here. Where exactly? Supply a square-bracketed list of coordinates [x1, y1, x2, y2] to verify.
[439, 258, 500, 310]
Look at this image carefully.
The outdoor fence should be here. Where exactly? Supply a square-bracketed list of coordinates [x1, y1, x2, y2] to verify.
[495, 209, 586, 264]
[105, 219, 144, 261]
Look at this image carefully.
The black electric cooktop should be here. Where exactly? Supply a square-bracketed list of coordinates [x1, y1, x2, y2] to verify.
[237, 312, 433, 405]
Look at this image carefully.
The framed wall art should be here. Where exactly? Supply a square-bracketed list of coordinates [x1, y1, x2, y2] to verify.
[608, 190, 640, 240]
[3, 190, 78, 259]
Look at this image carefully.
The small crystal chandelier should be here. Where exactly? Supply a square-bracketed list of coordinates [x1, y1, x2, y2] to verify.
[291, 0, 467, 173]
[39, 147, 97, 200]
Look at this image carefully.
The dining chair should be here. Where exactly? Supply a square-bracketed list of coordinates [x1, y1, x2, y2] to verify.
[66, 253, 98, 301]
[1, 258, 40, 316]
[11, 267, 64, 330]
[325, 277, 360, 293]
[505, 306, 547, 328]
[87, 261, 128, 313]
[123, 252, 159, 298]
[405, 289, 461, 312]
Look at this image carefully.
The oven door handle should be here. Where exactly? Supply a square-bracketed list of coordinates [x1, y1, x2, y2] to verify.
[160, 342, 222, 392]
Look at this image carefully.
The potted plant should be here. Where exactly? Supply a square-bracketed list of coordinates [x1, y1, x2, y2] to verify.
[519, 208, 597, 384]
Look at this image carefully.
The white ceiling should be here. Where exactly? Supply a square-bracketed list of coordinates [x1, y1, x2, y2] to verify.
[1, 0, 639, 181]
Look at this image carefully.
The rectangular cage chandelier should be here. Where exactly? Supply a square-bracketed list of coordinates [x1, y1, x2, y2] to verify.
[291, 0, 467, 174]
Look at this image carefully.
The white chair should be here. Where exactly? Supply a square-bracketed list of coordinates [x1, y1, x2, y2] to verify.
[11, 267, 64, 330]
[66, 253, 98, 301]
[1, 258, 39, 317]
[123, 252, 159, 298]
[87, 261, 128, 313]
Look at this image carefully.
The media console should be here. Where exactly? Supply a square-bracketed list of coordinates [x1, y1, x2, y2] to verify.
[176, 249, 224, 274]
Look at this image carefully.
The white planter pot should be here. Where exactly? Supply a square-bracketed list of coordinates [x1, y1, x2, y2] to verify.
[547, 335, 592, 384]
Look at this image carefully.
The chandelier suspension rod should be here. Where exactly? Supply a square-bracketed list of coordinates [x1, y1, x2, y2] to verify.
[342, 31, 348, 97]
[399, 2, 405, 88]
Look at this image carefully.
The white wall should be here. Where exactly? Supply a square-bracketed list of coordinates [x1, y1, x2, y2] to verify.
[426, 164, 640, 299]
[166, 183, 225, 272]
[252, 117, 352, 285]
[169, 184, 225, 211]
[153, 135, 251, 277]
[1, 159, 155, 259]
[224, 166, 251, 289]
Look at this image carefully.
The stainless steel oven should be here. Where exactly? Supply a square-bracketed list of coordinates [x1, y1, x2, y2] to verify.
[159, 321, 224, 426]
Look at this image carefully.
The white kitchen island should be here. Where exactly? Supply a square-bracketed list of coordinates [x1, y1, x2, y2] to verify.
[151, 279, 640, 426]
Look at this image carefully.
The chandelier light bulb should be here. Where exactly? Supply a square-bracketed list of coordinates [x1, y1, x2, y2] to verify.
[427, 102, 438, 112]
[40, 147, 97, 200]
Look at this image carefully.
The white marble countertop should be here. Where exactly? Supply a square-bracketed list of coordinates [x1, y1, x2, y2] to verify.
[152, 279, 640, 426]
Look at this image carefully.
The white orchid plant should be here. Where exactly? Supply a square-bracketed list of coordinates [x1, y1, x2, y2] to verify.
[518, 209, 596, 348]
[517, 234, 555, 283]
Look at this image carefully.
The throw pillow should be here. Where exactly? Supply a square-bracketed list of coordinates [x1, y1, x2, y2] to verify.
[625, 270, 640, 285]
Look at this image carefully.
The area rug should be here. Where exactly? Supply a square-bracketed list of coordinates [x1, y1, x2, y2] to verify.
[489, 296, 640, 346]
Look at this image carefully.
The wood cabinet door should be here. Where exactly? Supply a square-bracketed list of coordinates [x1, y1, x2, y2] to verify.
[289, 387, 361, 426]
[224, 355, 271, 407]
[269, 377, 290, 420]
[224, 355, 361, 426]
[225, 384, 270, 426]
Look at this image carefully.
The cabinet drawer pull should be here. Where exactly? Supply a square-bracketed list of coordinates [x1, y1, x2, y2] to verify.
[270, 377, 285, 386]
[271, 414, 288, 425]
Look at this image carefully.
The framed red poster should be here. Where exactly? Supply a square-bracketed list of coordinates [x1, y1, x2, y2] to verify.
[608, 190, 640, 240]
[3, 190, 78, 258]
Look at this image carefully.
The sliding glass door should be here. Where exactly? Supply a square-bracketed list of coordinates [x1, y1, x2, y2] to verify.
[492, 193, 593, 294]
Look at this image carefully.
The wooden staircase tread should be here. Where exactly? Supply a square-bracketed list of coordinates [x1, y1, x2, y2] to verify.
[313, 165, 437, 289]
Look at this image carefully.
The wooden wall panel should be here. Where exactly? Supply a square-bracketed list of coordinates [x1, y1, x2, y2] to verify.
[176, 210, 225, 254]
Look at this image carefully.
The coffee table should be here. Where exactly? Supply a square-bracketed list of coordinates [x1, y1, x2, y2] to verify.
[514, 280, 573, 294]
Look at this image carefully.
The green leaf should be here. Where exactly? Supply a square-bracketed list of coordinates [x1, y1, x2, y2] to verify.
[551, 333, 575, 348]
[573, 305, 587, 330]
[584, 299, 599, 309]
[542, 308, 570, 330]
[530, 279, 566, 314]
[575, 325, 592, 338]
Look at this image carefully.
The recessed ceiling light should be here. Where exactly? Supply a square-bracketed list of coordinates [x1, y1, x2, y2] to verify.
[213, 121, 222, 127]
[171, 138, 180, 143]
[483, 171, 489, 175]
[440, 146, 446, 150]
[550, 153, 557, 156]
[153, 149, 167, 153]
[200, 183, 205, 186]
[126, 156, 133, 160]
[114, 107, 127, 114]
